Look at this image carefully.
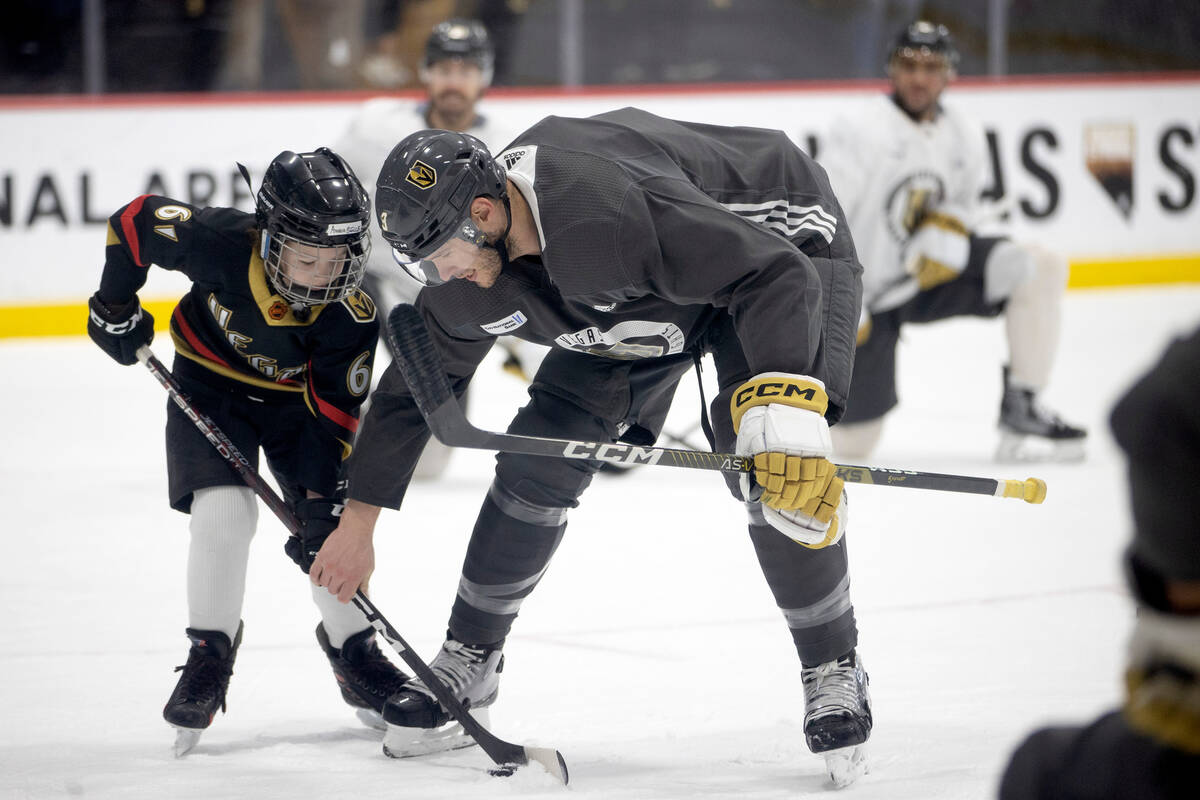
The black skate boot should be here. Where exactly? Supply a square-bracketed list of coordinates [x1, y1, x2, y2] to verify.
[997, 367, 1087, 462]
[316, 623, 411, 730]
[802, 649, 872, 788]
[163, 622, 243, 756]
[381, 637, 504, 758]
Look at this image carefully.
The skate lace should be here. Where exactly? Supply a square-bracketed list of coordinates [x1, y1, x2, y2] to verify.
[1006, 389, 1072, 431]
[173, 652, 233, 711]
[802, 659, 863, 720]
[1027, 396, 1069, 426]
[413, 640, 490, 700]
[349, 644, 410, 698]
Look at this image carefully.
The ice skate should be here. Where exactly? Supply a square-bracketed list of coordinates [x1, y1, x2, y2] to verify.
[163, 622, 242, 757]
[316, 623, 412, 731]
[996, 369, 1087, 462]
[802, 649, 872, 788]
[381, 637, 503, 758]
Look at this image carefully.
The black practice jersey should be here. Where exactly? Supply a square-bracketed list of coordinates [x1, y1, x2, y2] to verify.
[99, 194, 379, 457]
[351, 107, 863, 507]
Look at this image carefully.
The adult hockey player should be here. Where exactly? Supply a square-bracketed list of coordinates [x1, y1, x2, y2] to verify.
[336, 17, 537, 478]
[999, 325, 1200, 798]
[86, 148, 410, 754]
[819, 20, 1086, 462]
[308, 107, 872, 786]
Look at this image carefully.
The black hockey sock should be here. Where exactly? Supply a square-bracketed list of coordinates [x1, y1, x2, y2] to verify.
[748, 522, 859, 666]
[448, 482, 567, 646]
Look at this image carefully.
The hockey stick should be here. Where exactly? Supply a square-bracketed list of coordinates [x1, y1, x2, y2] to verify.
[134, 345, 568, 783]
[385, 304, 1046, 504]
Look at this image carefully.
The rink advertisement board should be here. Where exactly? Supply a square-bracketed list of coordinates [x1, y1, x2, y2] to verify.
[1, 75, 1198, 336]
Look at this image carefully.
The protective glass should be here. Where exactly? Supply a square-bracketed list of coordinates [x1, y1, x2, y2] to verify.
[391, 216, 488, 286]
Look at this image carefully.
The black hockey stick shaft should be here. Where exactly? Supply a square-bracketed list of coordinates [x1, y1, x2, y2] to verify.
[135, 346, 568, 782]
[385, 304, 1046, 504]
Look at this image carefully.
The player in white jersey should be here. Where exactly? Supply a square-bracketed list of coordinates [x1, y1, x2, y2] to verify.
[336, 18, 541, 476]
[820, 21, 1086, 462]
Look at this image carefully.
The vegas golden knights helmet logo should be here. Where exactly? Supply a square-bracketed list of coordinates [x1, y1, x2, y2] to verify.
[405, 160, 437, 190]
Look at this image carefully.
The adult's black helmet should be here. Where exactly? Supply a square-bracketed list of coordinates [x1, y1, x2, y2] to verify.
[375, 129, 506, 284]
[888, 20, 960, 72]
[423, 18, 494, 85]
[256, 147, 371, 305]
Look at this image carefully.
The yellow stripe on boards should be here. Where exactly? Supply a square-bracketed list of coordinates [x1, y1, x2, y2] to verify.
[2, 254, 1199, 339]
[0, 299, 178, 339]
[1068, 255, 1200, 288]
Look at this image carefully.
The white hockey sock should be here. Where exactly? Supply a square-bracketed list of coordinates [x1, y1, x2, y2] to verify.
[310, 582, 370, 649]
[986, 241, 1067, 391]
[830, 418, 885, 460]
[186, 485, 257, 641]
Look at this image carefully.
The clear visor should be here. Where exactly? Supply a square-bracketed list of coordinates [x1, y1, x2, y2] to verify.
[391, 216, 488, 286]
[264, 233, 370, 305]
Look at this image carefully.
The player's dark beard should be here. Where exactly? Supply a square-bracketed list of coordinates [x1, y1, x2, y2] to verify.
[470, 196, 513, 289]
[472, 239, 507, 288]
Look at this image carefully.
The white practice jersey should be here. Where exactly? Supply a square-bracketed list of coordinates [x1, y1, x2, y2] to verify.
[335, 99, 520, 300]
[819, 94, 992, 312]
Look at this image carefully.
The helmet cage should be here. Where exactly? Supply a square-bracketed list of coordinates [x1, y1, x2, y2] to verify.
[262, 230, 370, 306]
[256, 147, 372, 306]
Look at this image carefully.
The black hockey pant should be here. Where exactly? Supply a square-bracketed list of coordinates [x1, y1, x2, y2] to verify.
[449, 322, 858, 667]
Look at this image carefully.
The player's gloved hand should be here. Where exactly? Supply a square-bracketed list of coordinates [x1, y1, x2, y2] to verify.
[87, 291, 154, 365]
[284, 496, 345, 574]
[904, 206, 969, 291]
[732, 373, 845, 549]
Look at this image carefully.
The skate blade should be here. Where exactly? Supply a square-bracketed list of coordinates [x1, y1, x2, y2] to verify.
[171, 726, 204, 758]
[823, 743, 869, 788]
[355, 707, 387, 732]
[381, 707, 489, 758]
[995, 432, 1086, 464]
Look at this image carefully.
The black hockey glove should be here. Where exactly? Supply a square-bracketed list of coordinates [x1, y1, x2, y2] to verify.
[87, 291, 154, 365]
[285, 496, 344, 574]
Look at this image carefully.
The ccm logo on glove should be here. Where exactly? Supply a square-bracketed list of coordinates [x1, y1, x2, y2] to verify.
[731, 373, 845, 549]
[732, 377, 826, 418]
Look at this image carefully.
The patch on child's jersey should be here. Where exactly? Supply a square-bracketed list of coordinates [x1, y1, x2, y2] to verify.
[342, 290, 377, 323]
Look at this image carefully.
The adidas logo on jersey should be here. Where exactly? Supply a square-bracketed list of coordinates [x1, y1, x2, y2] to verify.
[502, 150, 527, 170]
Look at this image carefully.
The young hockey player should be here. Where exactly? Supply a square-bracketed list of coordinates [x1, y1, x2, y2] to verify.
[85, 148, 409, 755]
[336, 17, 539, 478]
[306, 108, 872, 786]
[819, 20, 1087, 462]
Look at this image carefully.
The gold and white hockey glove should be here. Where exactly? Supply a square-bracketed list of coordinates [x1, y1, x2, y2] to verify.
[904, 206, 970, 291]
[731, 373, 845, 549]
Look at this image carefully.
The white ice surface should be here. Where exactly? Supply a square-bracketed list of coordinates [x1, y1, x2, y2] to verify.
[2, 285, 1198, 799]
